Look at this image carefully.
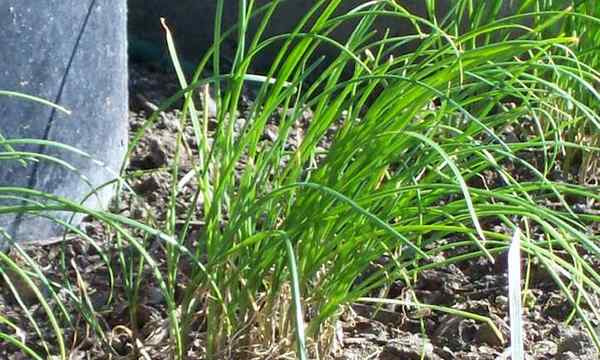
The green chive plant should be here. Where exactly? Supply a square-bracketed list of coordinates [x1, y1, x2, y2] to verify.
[1, 0, 599, 359]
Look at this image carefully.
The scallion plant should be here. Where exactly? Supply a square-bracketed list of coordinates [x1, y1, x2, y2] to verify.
[1, 1, 599, 359]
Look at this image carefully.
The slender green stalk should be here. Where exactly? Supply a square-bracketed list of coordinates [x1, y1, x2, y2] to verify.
[1, 1, 599, 358]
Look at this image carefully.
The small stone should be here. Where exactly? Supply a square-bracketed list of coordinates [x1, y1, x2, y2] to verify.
[559, 351, 580, 360]
[131, 206, 148, 219]
[532, 340, 557, 357]
[263, 123, 278, 141]
[234, 117, 247, 132]
[557, 327, 597, 359]
[495, 295, 508, 311]
[148, 136, 169, 167]
[134, 175, 161, 194]
[142, 286, 164, 305]
[381, 333, 442, 360]
[475, 321, 505, 347]
[436, 346, 456, 360]
[433, 315, 478, 351]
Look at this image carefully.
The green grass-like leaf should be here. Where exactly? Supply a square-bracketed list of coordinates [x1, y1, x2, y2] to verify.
[1, 1, 599, 358]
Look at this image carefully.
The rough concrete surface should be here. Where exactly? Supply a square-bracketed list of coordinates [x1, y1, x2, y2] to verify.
[0, 0, 128, 245]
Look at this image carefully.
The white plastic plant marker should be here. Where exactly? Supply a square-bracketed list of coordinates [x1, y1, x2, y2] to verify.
[508, 228, 524, 360]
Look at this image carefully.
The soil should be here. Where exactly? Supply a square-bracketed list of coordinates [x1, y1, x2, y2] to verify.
[0, 60, 598, 360]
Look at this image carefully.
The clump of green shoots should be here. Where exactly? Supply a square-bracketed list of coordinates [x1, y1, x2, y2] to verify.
[1, 1, 599, 359]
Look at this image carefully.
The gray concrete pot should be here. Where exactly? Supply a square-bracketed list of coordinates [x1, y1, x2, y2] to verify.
[0, 0, 128, 246]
